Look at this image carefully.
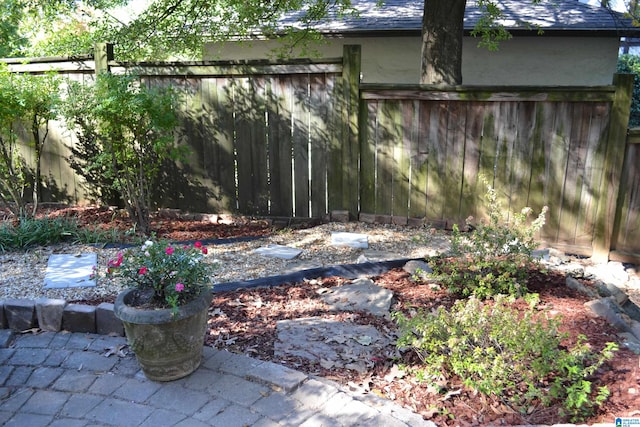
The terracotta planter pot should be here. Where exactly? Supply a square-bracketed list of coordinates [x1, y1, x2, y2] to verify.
[114, 288, 212, 381]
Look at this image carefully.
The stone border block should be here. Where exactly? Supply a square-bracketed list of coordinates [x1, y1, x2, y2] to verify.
[96, 303, 124, 336]
[391, 216, 407, 226]
[0, 301, 6, 329]
[35, 298, 66, 332]
[246, 360, 307, 392]
[62, 304, 96, 333]
[4, 299, 37, 331]
[330, 210, 350, 223]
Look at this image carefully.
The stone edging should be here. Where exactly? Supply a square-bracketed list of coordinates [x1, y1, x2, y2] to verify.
[0, 258, 417, 339]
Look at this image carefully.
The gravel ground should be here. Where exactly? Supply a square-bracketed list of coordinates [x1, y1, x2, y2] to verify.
[0, 222, 451, 302]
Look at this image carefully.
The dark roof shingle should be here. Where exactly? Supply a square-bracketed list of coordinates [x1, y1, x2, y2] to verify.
[279, 0, 639, 36]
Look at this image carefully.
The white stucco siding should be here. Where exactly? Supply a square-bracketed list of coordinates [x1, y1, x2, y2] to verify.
[203, 35, 619, 86]
[463, 37, 620, 86]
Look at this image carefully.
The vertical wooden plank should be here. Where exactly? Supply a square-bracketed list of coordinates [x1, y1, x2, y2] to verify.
[309, 73, 331, 217]
[214, 76, 239, 213]
[234, 76, 269, 215]
[442, 101, 467, 222]
[614, 141, 640, 252]
[575, 103, 610, 244]
[562, 103, 590, 245]
[392, 100, 412, 218]
[409, 100, 428, 219]
[292, 73, 311, 217]
[359, 99, 377, 214]
[476, 102, 499, 222]
[594, 74, 633, 261]
[425, 101, 446, 220]
[375, 100, 396, 215]
[341, 45, 361, 216]
[460, 102, 483, 221]
[327, 71, 343, 213]
[267, 76, 293, 217]
[493, 101, 517, 218]
[512, 102, 537, 211]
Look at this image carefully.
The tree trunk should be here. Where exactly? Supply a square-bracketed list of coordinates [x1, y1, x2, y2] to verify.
[421, 0, 466, 85]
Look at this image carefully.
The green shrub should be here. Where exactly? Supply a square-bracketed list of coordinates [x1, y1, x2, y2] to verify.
[394, 296, 617, 421]
[618, 54, 640, 128]
[61, 73, 182, 235]
[432, 181, 547, 298]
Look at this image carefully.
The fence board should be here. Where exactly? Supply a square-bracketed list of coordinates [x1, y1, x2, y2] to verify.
[310, 74, 328, 217]
[375, 101, 396, 215]
[409, 101, 428, 219]
[292, 74, 311, 217]
[360, 102, 377, 214]
[426, 102, 447, 220]
[267, 77, 293, 216]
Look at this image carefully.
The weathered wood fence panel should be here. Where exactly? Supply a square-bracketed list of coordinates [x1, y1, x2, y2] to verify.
[113, 59, 344, 217]
[359, 85, 629, 260]
[614, 129, 640, 261]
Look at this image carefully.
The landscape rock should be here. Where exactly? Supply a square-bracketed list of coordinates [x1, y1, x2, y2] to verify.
[321, 278, 392, 317]
[402, 260, 434, 281]
[584, 297, 631, 334]
[565, 276, 598, 298]
[586, 262, 630, 289]
[275, 317, 393, 373]
[554, 263, 585, 278]
[331, 232, 368, 249]
[356, 250, 403, 263]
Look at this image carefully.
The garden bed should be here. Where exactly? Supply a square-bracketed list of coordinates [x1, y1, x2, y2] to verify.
[1, 205, 639, 425]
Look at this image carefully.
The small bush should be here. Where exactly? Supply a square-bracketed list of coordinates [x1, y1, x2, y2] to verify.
[394, 296, 617, 421]
[432, 181, 547, 298]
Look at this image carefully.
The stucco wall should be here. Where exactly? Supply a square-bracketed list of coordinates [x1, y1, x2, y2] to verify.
[203, 36, 619, 86]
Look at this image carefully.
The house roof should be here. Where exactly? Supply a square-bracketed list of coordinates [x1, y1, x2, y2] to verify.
[279, 0, 640, 37]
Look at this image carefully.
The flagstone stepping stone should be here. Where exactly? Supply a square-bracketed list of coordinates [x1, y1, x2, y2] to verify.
[252, 244, 302, 260]
[330, 232, 368, 249]
[275, 317, 393, 373]
[44, 254, 97, 289]
[320, 278, 392, 317]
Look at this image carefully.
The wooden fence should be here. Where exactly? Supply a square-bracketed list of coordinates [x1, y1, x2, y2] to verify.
[3, 45, 639, 262]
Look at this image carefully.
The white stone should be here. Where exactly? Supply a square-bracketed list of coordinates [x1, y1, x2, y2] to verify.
[253, 244, 302, 260]
[44, 254, 97, 289]
[331, 232, 368, 249]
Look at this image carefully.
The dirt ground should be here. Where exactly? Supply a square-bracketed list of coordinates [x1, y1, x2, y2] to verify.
[11, 206, 640, 425]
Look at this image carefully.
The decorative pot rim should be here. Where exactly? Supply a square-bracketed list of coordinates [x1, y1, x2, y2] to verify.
[114, 288, 212, 324]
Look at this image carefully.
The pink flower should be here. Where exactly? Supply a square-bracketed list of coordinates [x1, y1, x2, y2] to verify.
[194, 241, 202, 248]
[138, 266, 148, 275]
[165, 246, 174, 255]
[201, 247, 208, 254]
[175, 283, 185, 292]
[107, 253, 123, 268]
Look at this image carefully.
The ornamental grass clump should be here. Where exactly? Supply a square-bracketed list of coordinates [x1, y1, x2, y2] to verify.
[107, 240, 214, 313]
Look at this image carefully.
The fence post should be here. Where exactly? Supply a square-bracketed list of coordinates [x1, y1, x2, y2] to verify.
[592, 73, 634, 263]
[341, 44, 361, 217]
[94, 42, 113, 75]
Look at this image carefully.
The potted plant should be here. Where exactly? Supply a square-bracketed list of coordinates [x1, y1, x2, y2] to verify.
[110, 239, 214, 381]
